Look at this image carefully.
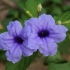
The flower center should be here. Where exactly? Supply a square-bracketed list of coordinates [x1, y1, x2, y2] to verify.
[38, 30, 49, 38]
[14, 36, 23, 44]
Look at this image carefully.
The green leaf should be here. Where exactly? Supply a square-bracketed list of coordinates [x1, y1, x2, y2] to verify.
[48, 63, 70, 70]
[55, 12, 70, 31]
[43, 51, 65, 65]
[51, 6, 62, 16]
[56, 12, 70, 22]
[37, 0, 46, 4]
[26, 0, 38, 17]
[6, 52, 37, 70]
[58, 34, 70, 54]
[18, 0, 27, 7]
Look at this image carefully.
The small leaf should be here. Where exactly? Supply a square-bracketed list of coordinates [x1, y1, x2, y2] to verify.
[26, 0, 38, 17]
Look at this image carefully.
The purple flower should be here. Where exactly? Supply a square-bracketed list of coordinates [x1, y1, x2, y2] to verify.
[24, 14, 68, 56]
[0, 21, 34, 63]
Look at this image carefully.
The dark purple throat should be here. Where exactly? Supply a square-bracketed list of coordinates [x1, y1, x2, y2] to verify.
[14, 36, 23, 44]
[38, 30, 50, 38]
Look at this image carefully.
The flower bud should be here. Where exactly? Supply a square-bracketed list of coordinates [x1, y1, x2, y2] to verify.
[37, 3, 42, 12]
[57, 20, 61, 24]
[26, 11, 33, 17]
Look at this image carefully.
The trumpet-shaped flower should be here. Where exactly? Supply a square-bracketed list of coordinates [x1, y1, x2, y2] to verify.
[0, 21, 34, 63]
[24, 14, 68, 56]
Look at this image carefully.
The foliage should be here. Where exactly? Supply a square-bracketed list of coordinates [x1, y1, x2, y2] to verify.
[6, 52, 37, 70]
